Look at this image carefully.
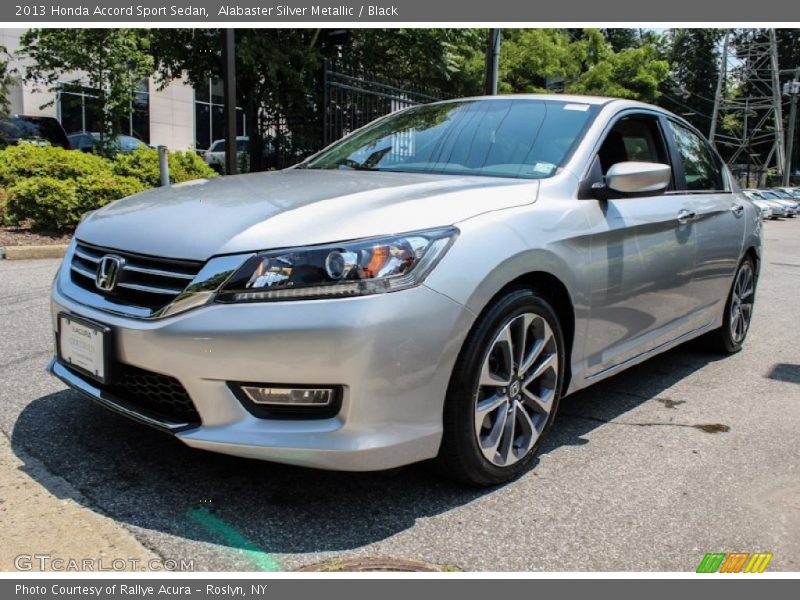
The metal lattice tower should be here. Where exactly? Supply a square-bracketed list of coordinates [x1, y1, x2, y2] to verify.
[709, 29, 785, 185]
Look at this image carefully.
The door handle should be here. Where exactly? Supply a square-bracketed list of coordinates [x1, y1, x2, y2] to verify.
[731, 203, 745, 216]
[677, 209, 696, 224]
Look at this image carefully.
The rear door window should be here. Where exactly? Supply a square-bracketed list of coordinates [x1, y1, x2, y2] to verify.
[668, 121, 725, 192]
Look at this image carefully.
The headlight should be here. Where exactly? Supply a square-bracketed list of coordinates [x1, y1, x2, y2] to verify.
[216, 227, 458, 302]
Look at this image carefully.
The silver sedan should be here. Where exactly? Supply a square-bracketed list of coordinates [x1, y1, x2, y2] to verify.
[49, 95, 761, 485]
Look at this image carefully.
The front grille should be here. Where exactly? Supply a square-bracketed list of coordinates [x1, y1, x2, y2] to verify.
[104, 364, 201, 425]
[70, 241, 203, 313]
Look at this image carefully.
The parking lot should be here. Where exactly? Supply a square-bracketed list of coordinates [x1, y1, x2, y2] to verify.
[1, 218, 798, 572]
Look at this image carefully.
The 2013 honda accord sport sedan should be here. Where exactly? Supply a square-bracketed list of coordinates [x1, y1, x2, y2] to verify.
[49, 95, 761, 485]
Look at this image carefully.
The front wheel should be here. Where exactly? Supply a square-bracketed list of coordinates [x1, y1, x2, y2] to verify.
[707, 256, 757, 354]
[436, 289, 565, 486]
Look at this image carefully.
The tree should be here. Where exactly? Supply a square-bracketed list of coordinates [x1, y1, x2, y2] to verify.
[602, 29, 643, 52]
[656, 29, 724, 133]
[152, 28, 322, 172]
[497, 29, 669, 102]
[151, 29, 486, 172]
[17, 29, 154, 154]
[0, 46, 13, 116]
[344, 29, 485, 97]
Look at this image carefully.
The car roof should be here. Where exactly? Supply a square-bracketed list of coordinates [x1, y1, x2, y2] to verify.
[11, 113, 60, 122]
[435, 93, 615, 106]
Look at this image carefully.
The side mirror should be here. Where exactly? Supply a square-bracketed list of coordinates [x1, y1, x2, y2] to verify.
[605, 161, 671, 196]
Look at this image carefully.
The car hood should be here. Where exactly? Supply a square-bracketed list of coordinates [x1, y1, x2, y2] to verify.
[77, 169, 539, 260]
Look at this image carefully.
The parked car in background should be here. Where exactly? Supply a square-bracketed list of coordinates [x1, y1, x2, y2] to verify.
[744, 190, 790, 218]
[205, 136, 249, 173]
[0, 114, 71, 149]
[768, 188, 800, 207]
[750, 198, 774, 220]
[68, 132, 148, 154]
[775, 187, 800, 199]
[758, 190, 798, 216]
[48, 95, 762, 485]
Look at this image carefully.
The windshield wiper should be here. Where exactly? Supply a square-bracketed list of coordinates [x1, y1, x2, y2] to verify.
[332, 146, 393, 171]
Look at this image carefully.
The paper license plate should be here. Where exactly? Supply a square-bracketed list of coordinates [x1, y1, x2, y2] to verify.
[57, 313, 110, 383]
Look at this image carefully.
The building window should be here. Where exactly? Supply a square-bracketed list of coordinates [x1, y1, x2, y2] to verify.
[194, 78, 246, 151]
[58, 81, 150, 142]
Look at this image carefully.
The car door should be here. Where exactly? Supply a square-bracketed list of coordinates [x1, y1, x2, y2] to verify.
[665, 119, 744, 321]
[580, 111, 700, 377]
[73, 134, 94, 153]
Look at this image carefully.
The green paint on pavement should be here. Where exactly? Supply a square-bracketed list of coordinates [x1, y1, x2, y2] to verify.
[188, 508, 281, 571]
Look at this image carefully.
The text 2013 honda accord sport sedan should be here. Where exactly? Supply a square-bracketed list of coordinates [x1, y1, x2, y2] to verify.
[49, 95, 761, 485]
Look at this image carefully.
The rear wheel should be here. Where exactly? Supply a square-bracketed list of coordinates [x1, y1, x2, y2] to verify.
[707, 257, 757, 354]
[437, 289, 565, 486]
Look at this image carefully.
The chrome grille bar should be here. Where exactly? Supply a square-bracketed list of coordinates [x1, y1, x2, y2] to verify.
[123, 264, 195, 280]
[69, 241, 204, 313]
[116, 281, 185, 295]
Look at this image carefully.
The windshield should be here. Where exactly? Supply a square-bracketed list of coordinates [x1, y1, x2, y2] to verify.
[306, 98, 598, 179]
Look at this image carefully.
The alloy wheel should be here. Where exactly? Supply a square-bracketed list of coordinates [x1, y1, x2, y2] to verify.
[474, 312, 559, 467]
[729, 262, 755, 344]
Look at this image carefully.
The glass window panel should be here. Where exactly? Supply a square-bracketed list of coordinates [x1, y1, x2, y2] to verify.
[195, 103, 210, 150]
[668, 122, 724, 191]
[211, 104, 224, 144]
[210, 78, 224, 105]
[59, 92, 84, 134]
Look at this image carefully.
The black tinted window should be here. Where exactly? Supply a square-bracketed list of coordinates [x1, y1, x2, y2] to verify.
[598, 115, 669, 175]
[668, 122, 724, 192]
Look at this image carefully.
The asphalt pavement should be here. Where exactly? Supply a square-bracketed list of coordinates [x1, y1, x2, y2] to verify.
[1, 218, 798, 572]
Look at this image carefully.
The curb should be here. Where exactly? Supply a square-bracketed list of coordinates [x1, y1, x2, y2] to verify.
[0, 244, 69, 260]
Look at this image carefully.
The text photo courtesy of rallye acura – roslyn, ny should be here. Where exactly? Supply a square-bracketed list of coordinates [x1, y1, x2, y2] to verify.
[35, 4, 399, 18]
[16, 584, 263, 597]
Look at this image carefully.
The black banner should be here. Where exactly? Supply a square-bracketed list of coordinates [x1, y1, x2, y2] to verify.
[1, 0, 797, 22]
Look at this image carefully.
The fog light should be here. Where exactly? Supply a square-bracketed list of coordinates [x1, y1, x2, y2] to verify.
[240, 386, 334, 406]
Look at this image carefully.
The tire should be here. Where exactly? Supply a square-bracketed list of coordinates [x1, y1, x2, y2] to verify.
[436, 288, 565, 486]
[706, 256, 757, 354]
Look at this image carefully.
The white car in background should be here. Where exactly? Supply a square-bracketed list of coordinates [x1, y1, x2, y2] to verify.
[750, 199, 773, 220]
[204, 136, 249, 173]
[775, 187, 800, 199]
[767, 189, 800, 214]
[744, 190, 789, 218]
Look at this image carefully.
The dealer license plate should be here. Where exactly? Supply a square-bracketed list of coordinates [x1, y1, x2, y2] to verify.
[57, 313, 110, 383]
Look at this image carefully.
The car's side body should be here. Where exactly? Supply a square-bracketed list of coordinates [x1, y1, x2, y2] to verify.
[424, 98, 758, 395]
[67, 132, 148, 154]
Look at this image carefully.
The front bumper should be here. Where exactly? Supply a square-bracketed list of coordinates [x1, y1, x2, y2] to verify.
[50, 277, 474, 471]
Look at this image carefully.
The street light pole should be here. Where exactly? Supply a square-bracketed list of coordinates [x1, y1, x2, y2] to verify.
[223, 28, 238, 176]
[783, 68, 800, 187]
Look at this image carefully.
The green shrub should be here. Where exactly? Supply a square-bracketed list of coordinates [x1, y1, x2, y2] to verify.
[74, 174, 147, 214]
[0, 189, 7, 224]
[0, 143, 113, 188]
[5, 177, 80, 230]
[113, 147, 217, 187]
[2, 143, 217, 229]
[5, 173, 149, 230]
[111, 147, 162, 187]
[169, 149, 219, 183]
